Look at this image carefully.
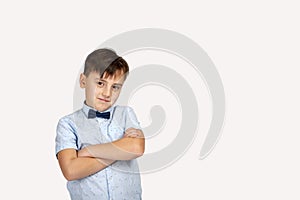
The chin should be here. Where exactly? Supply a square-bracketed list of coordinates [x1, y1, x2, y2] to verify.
[95, 101, 113, 111]
[95, 105, 108, 112]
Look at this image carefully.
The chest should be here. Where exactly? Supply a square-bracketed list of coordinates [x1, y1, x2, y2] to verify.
[76, 118, 125, 149]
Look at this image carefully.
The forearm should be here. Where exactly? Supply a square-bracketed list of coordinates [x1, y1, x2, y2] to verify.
[79, 137, 145, 160]
[67, 157, 114, 180]
[57, 149, 115, 181]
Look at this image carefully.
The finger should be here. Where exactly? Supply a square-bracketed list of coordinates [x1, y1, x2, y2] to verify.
[124, 132, 139, 138]
[125, 128, 137, 134]
[124, 131, 141, 138]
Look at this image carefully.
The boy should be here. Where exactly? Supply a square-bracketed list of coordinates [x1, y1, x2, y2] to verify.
[55, 48, 145, 200]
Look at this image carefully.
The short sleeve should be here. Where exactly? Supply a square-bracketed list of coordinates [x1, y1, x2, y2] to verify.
[55, 117, 78, 156]
[125, 107, 142, 131]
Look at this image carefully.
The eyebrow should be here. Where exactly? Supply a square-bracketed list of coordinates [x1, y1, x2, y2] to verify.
[96, 78, 123, 86]
[113, 83, 123, 86]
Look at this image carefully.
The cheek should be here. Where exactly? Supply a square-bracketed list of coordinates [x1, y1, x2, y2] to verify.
[87, 85, 98, 97]
[111, 92, 121, 102]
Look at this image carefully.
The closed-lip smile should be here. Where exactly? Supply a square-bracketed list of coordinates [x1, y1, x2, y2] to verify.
[98, 98, 110, 102]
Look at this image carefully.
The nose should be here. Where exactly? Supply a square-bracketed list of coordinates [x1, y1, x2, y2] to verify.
[102, 85, 111, 98]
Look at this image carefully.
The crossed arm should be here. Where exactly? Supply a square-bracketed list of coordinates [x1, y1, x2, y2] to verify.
[57, 128, 145, 181]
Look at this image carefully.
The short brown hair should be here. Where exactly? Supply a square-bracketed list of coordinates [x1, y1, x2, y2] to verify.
[84, 48, 129, 78]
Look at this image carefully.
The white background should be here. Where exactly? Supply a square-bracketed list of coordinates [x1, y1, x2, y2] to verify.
[1, 0, 299, 199]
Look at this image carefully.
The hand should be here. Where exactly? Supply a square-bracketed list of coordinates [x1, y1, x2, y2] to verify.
[77, 147, 90, 157]
[124, 128, 144, 138]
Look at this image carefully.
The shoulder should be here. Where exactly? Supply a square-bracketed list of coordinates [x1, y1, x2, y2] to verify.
[55, 111, 81, 155]
[113, 105, 139, 120]
[57, 109, 82, 129]
[112, 105, 137, 120]
[113, 105, 141, 129]
[114, 105, 134, 111]
[113, 105, 136, 115]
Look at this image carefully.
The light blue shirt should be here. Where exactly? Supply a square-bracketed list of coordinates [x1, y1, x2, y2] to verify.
[55, 103, 142, 200]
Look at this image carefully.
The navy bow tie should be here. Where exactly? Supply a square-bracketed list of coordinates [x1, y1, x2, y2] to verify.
[88, 109, 110, 119]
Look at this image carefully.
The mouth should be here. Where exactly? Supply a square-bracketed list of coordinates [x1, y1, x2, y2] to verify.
[98, 98, 110, 103]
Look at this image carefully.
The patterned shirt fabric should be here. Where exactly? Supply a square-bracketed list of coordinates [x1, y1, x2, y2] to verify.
[55, 103, 142, 200]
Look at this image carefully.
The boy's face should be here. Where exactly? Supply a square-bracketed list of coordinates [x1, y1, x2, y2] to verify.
[80, 70, 126, 112]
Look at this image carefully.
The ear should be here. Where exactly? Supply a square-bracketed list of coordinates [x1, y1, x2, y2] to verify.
[79, 73, 86, 88]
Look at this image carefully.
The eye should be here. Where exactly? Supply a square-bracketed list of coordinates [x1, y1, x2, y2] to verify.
[97, 81, 105, 87]
[112, 85, 121, 91]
